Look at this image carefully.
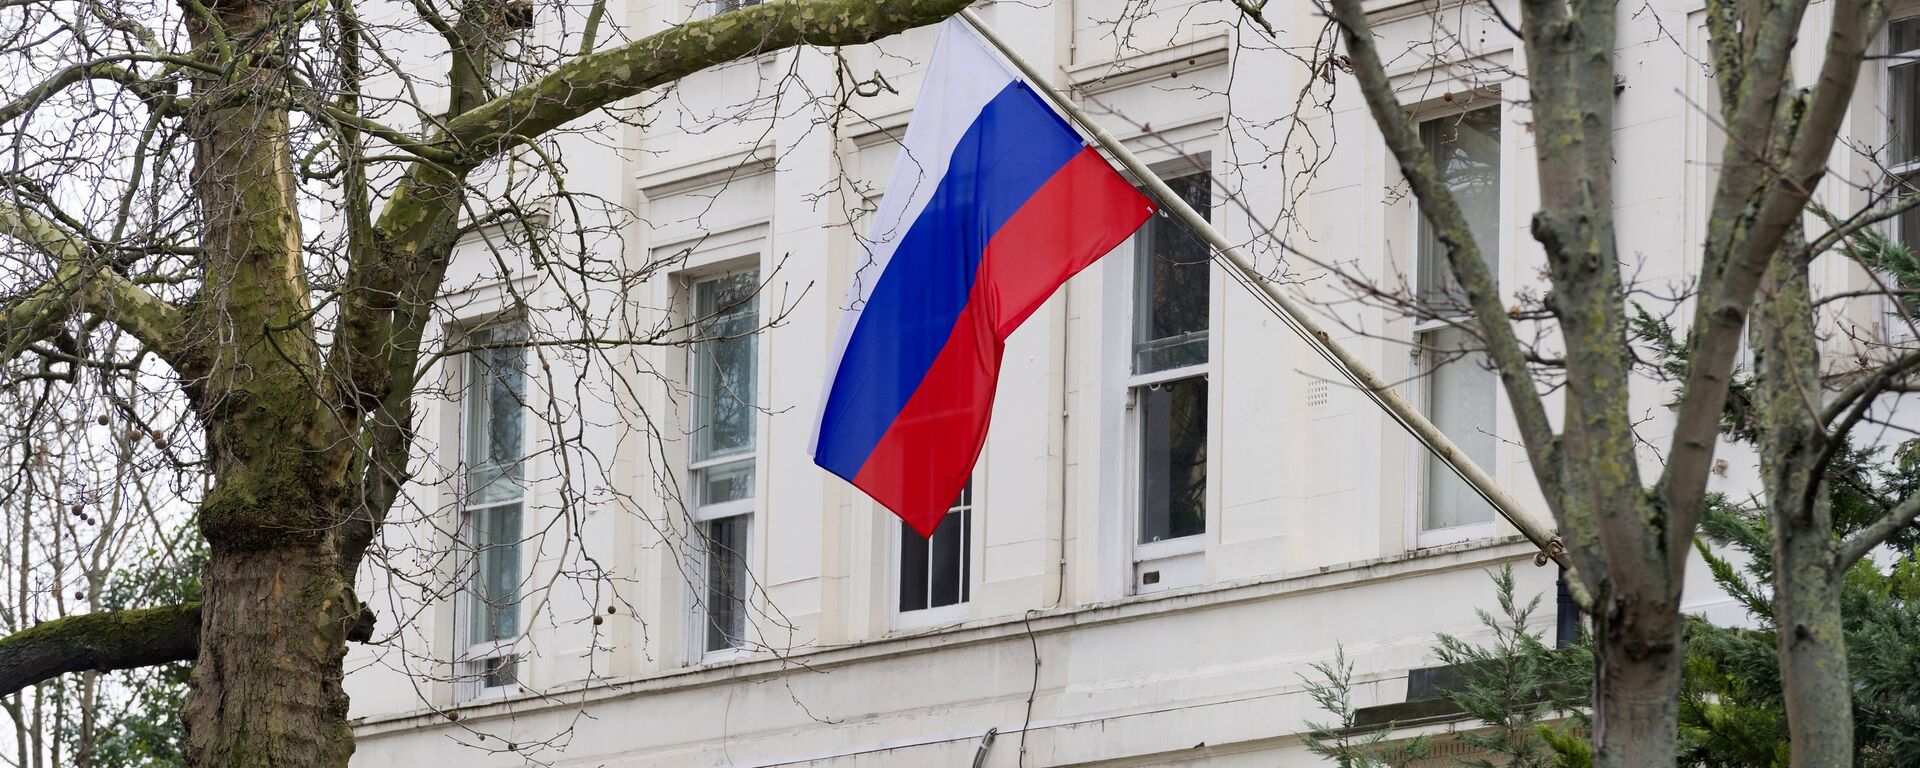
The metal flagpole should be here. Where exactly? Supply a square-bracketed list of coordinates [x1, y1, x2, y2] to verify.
[955, 9, 1567, 567]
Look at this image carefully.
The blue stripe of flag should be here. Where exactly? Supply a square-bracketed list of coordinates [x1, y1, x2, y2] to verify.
[815, 82, 1086, 480]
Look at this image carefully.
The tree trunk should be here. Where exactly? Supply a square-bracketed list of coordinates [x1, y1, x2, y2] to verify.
[1592, 600, 1684, 768]
[1755, 243, 1855, 767]
[179, 0, 352, 759]
[1774, 533, 1851, 767]
[185, 545, 356, 768]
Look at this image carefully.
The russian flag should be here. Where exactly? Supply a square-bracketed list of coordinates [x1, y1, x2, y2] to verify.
[813, 19, 1155, 537]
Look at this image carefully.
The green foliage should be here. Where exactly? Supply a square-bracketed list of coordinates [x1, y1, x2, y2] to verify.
[1532, 724, 1590, 768]
[1300, 568, 1588, 768]
[1839, 556, 1920, 768]
[1299, 645, 1434, 768]
[1683, 498, 1920, 768]
[1301, 550, 1920, 767]
[1627, 301, 1756, 440]
[1844, 225, 1920, 324]
[68, 535, 206, 768]
[1431, 566, 1590, 768]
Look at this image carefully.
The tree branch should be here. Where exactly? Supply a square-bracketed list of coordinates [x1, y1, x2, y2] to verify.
[432, 0, 974, 166]
[0, 604, 198, 698]
[1837, 493, 1920, 572]
[0, 60, 165, 126]
[326, 0, 974, 427]
[1662, 0, 1877, 556]
[0, 202, 190, 371]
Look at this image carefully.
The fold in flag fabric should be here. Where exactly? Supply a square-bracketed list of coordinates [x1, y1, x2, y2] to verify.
[812, 18, 1155, 538]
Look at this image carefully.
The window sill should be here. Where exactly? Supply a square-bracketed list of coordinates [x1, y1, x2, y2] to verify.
[689, 645, 755, 669]
[453, 685, 522, 707]
[1416, 522, 1500, 550]
[892, 603, 969, 631]
[1135, 534, 1205, 561]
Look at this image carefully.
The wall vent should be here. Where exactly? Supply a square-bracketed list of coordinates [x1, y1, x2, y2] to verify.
[1306, 379, 1331, 409]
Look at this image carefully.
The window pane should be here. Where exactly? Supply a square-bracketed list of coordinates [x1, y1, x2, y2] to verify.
[1896, 61, 1920, 168]
[898, 485, 972, 613]
[959, 508, 971, 603]
[1904, 182, 1920, 250]
[468, 502, 522, 644]
[1133, 173, 1212, 374]
[898, 521, 930, 613]
[927, 506, 966, 607]
[1418, 107, 1502, 313]
[478, 655, 518, 689]
[695, 459, 754, 507]
[1894, 17, 1920, 54]
[693, 272, 759, 464]
[1421, 326, 1498, 530]
[704, 516, 748, 652]
[1139, 376, 1207, 543]
[465, 325, 526, 504]
[1894, 182, 1920, 338]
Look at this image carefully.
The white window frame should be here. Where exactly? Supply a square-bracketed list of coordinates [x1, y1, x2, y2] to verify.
[691, 509, 752, 659]
[1125, 363, 1209, 567]
[1112, 162, 1216, 594]
[453, 504, 523, 701]
[705, 0, 760, 17]
[453, 321, 528, 702]
[1405, 102, 1505, 550]
[1883, 17, 1920, 344]
[892, 480, 977, 629]
[683, 267, 761, 661]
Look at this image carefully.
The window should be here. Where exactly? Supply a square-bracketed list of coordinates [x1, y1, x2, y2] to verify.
[709, 0, 760, 15]
[690, 271, 758, 654]
[1413, 107, 1501, 541]
[1128, 171, 1211, 593]
[701, 515, 749, 652]
[1886, 18, 1920, 342]
[457, 322, 527, 700]
[898, 483, 972, 624]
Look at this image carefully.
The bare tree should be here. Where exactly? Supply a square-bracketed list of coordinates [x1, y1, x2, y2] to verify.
[0, 0, 972, 765]
[0, 351, 198, 767]
[1273, 0, 1920, 765]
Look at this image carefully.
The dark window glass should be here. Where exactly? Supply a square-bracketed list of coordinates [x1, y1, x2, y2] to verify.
[469, 502, 523, 642]
[1417, 106, 1502, 314]
[1133, 173, 1212, 374]
[692, 271, 759, 464]
[458, 323, 527, 699]
[465, 324, 526, 504]
[1139, 377, 1207, 543]
[1894, 19, 1920, 167]
[898, 484, 972, 613]
[479, 655, 518, 689]
[704, 516, 748, 652]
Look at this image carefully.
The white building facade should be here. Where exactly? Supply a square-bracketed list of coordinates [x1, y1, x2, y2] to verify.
[341, 0, 1913, 764]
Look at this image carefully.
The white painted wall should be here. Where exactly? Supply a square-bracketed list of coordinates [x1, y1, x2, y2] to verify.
[343, 0, 1885, 763]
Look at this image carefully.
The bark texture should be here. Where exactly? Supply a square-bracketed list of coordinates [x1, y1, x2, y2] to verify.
[186, 548, 359, 767]
[1756, 241, 1856, 766]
